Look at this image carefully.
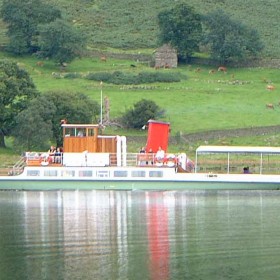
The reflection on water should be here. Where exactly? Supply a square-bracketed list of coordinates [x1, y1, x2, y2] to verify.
[1, 189, 280, 279]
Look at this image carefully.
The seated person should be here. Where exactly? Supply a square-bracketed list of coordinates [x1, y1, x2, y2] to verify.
[243, 166, 251, 174]
[54, 147, 62, 163]
[48, 146, 56, 163]
[155, 146, 165, 160]
[77, 130, 84, 137]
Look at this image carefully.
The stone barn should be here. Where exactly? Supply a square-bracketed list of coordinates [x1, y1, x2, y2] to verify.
[154, 44, 178, 68]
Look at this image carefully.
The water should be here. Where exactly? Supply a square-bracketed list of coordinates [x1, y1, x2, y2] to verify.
[1, 189, 280, 280]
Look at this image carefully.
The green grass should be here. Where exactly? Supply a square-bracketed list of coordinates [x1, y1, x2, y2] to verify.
[0, 53, 280, 166]
[9, 54, 280, 136]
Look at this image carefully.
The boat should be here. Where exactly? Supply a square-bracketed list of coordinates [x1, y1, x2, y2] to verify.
[1, 120, 280, 190]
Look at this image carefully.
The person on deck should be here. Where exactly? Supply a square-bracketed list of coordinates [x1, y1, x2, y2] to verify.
[155, 146, 165, 161]
[48, 146, 56, 163]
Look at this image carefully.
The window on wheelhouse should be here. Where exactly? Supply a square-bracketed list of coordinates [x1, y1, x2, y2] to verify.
[64, 127, 95, 137]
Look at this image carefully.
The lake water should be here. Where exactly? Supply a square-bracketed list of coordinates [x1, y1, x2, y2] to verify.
[1, 189, 280, 280]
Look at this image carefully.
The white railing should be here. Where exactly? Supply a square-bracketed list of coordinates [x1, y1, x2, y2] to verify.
[11, 157, 26, 175]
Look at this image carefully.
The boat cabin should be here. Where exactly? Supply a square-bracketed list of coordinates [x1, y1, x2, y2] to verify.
[62, 124, 117, 153]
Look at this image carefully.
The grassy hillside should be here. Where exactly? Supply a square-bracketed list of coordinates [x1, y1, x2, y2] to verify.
[2, 51, 278, 136]
[0, 0, 279, 57]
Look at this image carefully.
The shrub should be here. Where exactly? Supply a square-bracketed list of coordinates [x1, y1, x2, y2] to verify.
[64, 72, 82, 79]
[120, 99, 165, 129]
[85, 71, 184, 84]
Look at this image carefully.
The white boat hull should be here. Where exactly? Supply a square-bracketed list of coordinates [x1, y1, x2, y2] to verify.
[1, 166, 280, 190]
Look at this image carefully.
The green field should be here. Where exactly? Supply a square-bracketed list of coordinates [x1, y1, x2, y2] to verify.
[9, 54, 279, 134]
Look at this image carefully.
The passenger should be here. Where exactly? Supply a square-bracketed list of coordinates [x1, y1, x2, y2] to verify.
[48, 146, 56, 163]
[155, 146, 165, 160]
[55, 147, 62, 163]
[77, 130, 84, 137]
[138, 147, 146, 165]
[243, 166, 251, 174]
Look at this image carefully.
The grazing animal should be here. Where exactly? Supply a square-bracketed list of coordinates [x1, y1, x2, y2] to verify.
[100, 56, 107, 62]
[209, 69, 216, 74]
[164, 63, 171, 69]
[267, 85, 275, 91]
[195, 67, 201, 73]
[218, 66, 227, 73]
[36, 61, 44, 67]
[266, 103, 274, 109]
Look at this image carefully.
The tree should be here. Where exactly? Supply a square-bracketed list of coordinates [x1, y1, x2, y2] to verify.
[121, 99, 165, 129]
[157, 3, 202, 61]
[38, 19, 86, 65]
[202, 10, 264, 64]
[0, 59, 38, 148]
[12, 106, 54, 151]
[1, 0, 61, 54]
[12, 91, 100, 149]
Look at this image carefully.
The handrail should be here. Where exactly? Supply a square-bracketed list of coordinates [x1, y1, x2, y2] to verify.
[11, 157, 26, 175]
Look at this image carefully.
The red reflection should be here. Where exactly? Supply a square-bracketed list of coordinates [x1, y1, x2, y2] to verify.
[146, 192, 170, 280]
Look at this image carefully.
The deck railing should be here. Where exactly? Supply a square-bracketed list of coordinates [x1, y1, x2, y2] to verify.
[11, 157, 26, 175]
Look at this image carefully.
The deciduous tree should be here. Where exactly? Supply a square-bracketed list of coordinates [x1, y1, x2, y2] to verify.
[121, 99, 165, 129]
[0, 59, 38, 148]
[202, 9, 264, 64]
[12, 91, 100, 149]
[158, 3, 202, 61]
[38, 19, 86, 65]
[1, 0, 61, 54]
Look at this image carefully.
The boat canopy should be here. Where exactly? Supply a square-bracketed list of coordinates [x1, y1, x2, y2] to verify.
[195, 145, 280, 174]
[196, 145, 280, 154]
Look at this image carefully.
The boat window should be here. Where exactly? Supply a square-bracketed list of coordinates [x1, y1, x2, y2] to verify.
[96, 170, 109, 178]
[87, 128, 95, 137]
[44, 170, 58, 176]
[61, 170, 75, 177]
[131, 170, 146, 177]
[114, 171, 128, 177]
[79, 170, 93, 177]
[149, 171, 163, 178]
[27, 170, 40, 176]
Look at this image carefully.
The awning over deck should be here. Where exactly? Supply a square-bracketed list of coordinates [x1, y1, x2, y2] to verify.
[196, 145, 280, 154]
[195, 146, 280, 174]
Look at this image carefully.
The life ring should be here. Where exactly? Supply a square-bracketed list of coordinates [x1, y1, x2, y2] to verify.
[166, 154, 176, 167]
[155, 161, 163, 167]
[40, 153, 49, 166]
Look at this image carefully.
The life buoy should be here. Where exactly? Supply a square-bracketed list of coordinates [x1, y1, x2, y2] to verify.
[40, 153, 49, 166]
[155, 161, 163, 167]
[166, 154, 177, 167]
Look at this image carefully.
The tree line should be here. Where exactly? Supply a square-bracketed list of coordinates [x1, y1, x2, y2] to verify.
[1, 1, 263, 65]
